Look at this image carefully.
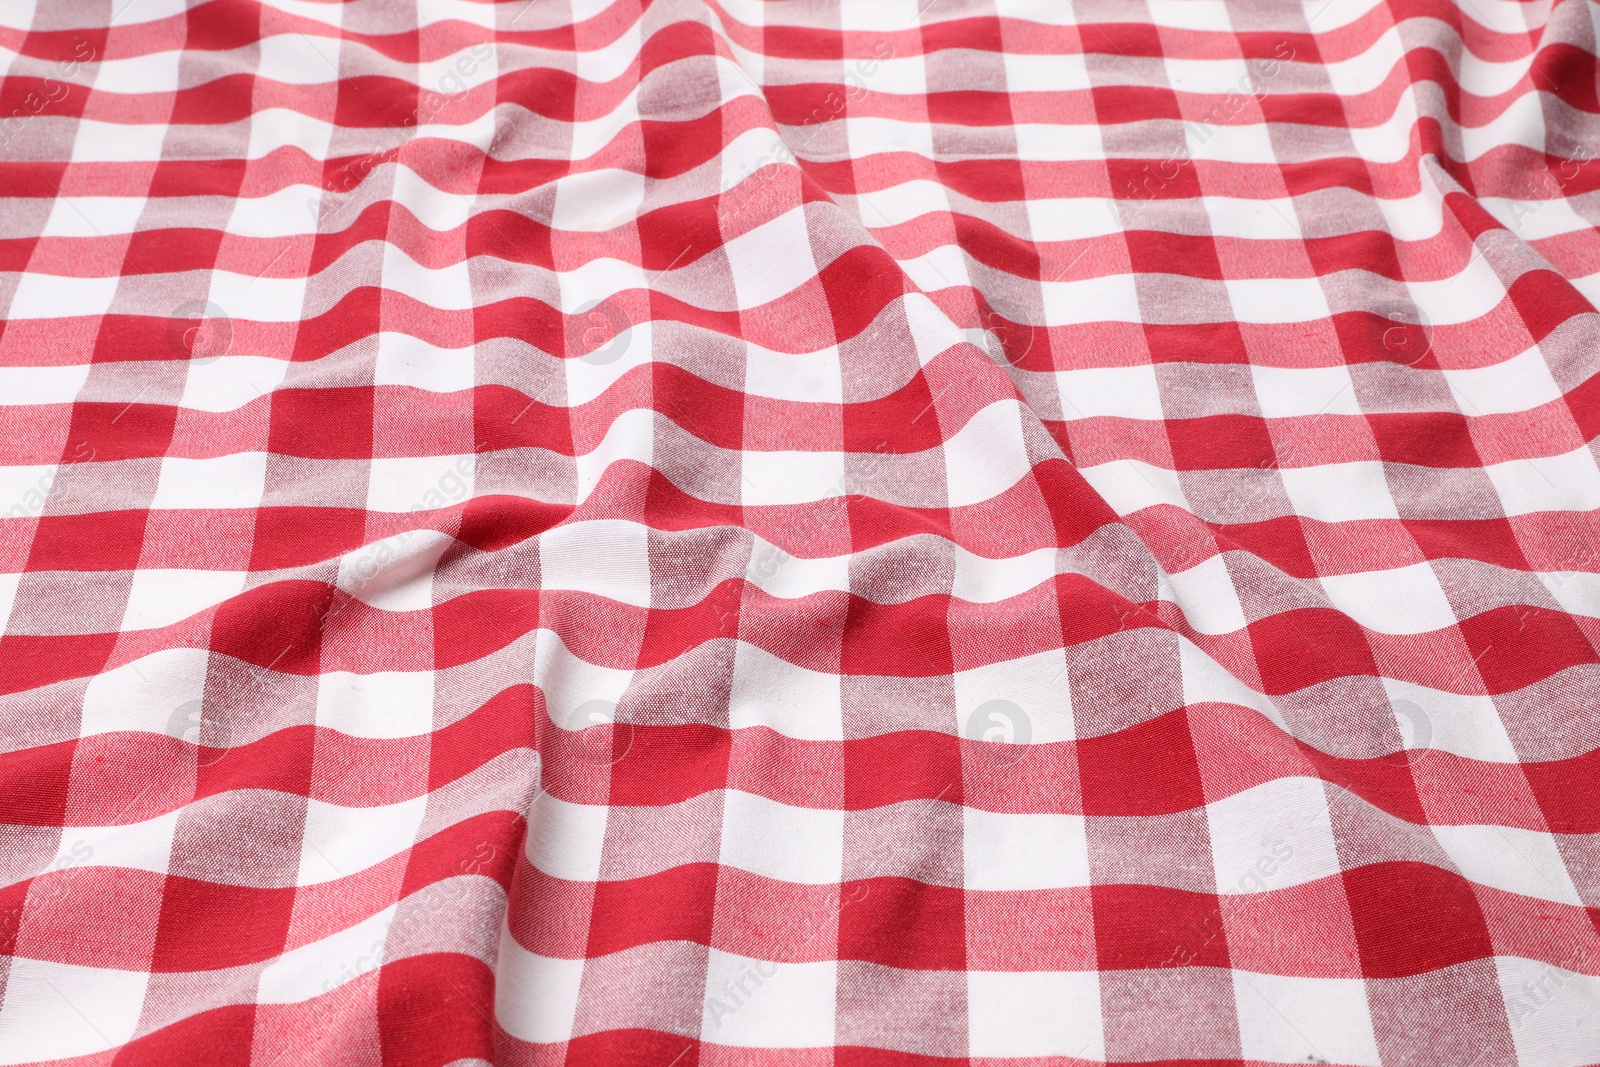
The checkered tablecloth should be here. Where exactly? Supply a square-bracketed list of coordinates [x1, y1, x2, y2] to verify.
[1, 0, 1599, 1063]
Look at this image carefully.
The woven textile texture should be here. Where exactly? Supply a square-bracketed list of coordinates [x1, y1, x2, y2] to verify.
[1, 0, 1599, 1063]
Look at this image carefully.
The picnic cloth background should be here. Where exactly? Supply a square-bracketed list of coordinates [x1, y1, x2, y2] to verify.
[0, 0, 1599, 1063]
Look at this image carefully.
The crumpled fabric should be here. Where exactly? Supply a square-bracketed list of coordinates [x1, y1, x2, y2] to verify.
[0, 0, 1597, 1064]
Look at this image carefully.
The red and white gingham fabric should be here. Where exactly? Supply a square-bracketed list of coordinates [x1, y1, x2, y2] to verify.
[1, 0, 1599, 1063]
